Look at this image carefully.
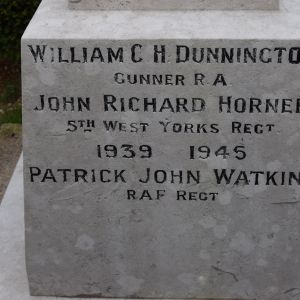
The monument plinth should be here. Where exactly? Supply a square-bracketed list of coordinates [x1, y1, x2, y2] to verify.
[22, 0, 300, 299]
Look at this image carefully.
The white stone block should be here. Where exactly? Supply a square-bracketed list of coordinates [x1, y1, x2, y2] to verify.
[21, 0, 300, 298]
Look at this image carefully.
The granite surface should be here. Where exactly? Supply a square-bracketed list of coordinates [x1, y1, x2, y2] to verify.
[21, 0, 300, 299]
[68, 0, 279, 11]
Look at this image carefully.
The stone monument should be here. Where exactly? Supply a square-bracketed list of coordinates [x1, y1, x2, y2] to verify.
[22, 0, 300, 299]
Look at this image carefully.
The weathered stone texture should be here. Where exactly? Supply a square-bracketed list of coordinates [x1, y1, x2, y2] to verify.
[69, 0, 279, 10]
[22, 0, 300, 299]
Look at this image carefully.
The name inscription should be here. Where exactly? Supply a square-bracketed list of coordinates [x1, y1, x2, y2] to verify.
[24, 41, 300, 204]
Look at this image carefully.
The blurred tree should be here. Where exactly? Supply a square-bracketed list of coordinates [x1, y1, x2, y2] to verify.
[0, 0, 41, 61]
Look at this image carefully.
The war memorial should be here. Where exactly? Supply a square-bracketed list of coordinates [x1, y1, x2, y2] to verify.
[1, 0, 300, 299]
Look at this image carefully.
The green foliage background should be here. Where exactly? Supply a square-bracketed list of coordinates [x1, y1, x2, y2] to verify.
[0, 0, 41, 61]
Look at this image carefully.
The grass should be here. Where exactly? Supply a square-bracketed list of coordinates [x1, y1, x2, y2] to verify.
[0, 123, 22, 138]
[0, 60, 22, 202]
[0, 80, 22, 126]
[0, 82, 20, 104]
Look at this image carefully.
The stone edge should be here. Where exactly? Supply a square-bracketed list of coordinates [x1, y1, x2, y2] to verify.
[68, 0, 279, 11]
